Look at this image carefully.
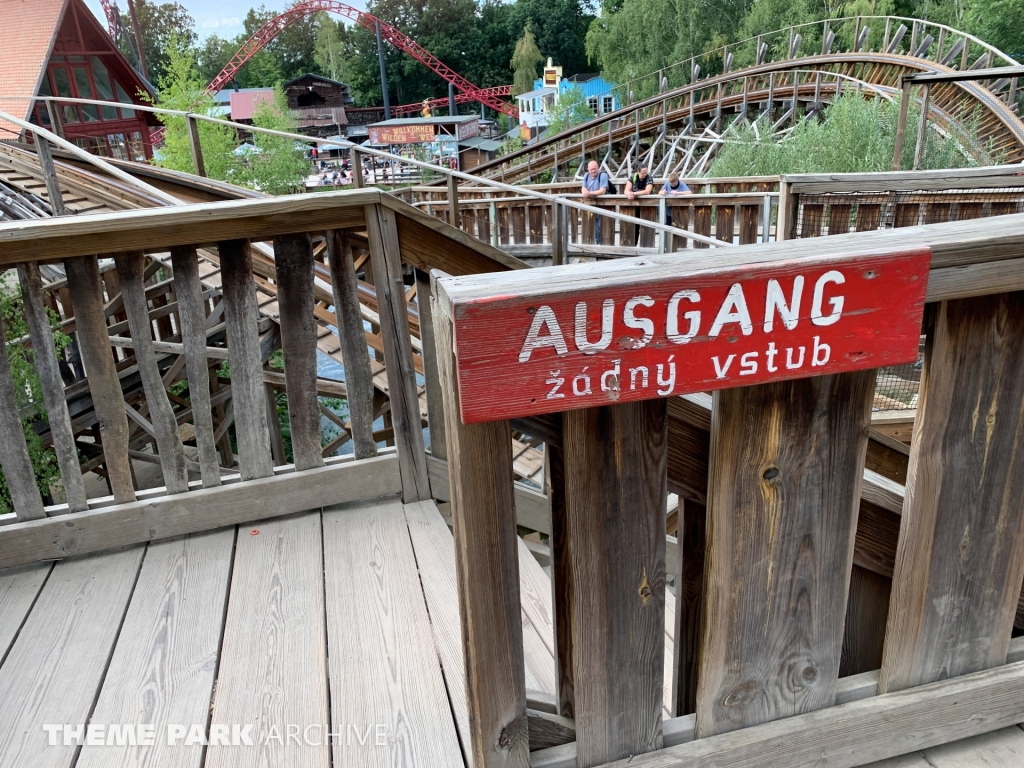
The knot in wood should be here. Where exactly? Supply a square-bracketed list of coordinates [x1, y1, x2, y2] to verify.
[638, 569, 653, 606]
[762, 466, 780, 482]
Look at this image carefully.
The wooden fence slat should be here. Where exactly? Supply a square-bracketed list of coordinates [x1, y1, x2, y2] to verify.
[169, 246, 221, 488]
[416, 269, 447, 461]
[828, 204, 853, 235]
[326, 231, 376, 460]
[854, 203, 882, 231]
[17, 263, 88, 511]
[115, 252, 189, 494]
[800, 203, 824, 236]
[218, 239, 273, 481]
[364, 204, 430, 502]
[738, 205, 760, 244]
[563, 400, 668, 766]
[432, 296, 530, 767]
[692, 205, 712, 248]
[715, 204, 735, 244]
[63, 255, 136, 504]
[0, 317, 45, 520]
[673, 498, 707, 717]
[696, 371, 875, 738]
[547, 438, 574, 719]
[273, 233, 324, 472]
[879, 293, 1024, 693]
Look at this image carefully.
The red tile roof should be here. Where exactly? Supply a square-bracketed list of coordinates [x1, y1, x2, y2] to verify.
[0, 0, 66, 139]
[229, 89, 275, 122]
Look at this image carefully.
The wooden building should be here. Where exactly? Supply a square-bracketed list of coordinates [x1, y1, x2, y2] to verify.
[0, 0, 159, 159]
[283, 73, 352, 138]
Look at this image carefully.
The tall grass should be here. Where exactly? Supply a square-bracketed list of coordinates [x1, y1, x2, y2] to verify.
[710, 92, 998, 177]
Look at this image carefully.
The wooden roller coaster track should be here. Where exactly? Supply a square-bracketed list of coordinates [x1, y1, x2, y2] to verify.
[477, 17, 1024, 184]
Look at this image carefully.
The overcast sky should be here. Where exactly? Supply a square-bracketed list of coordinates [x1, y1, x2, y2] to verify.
[81, 1, 368, 44]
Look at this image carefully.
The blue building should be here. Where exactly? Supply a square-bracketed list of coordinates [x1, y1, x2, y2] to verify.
[515, 61, 618, 141]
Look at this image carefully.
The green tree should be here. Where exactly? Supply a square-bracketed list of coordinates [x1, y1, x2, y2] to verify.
[196, 34, 237, 85]
[240, 86, 310, 194]
[119, 0, 197, 84]
[150, 36, 239, 181]
[0, 283, 71, 513]
[968, 0, 1024, 60]
[314, 13, 354, 82]
[511, 23, 544, 95]
[547, 85, 595, 133]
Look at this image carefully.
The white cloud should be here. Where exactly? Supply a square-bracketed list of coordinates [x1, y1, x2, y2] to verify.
[201, 17, 241, 29]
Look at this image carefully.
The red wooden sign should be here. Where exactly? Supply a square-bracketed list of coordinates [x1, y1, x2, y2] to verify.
[448, 249, 931, 423]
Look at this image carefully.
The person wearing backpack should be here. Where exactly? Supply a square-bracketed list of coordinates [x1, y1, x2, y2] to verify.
[626, 165, 655, 245]
[581, 161, 611, 244]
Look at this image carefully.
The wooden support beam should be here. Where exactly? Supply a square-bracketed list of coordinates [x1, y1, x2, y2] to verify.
[34, 137, 66, 216]
[448, 173, 460, 229]
[672, 498, 706, 717]
[115, 251, 189, 494]
[218, 239, 273, 481]
[879, 293, 1024, 693]
[696, 372, 875, 738]
[547, 439, 574, 720]
[364, 204, 429, 501]
[416, 269, 447, 461]
[432, 296, 530, 768]
[563, 400, 667, 766]
[273, 233, 324, 471]
[0, 317, 45, 520]
[170, 246, 221, 488]
[63, 256, 135, 504]
[17, 263, 88, 512]
[351, 150, 364, 189]
[327, 230, 377, 459]
[186, 115, 206, 177]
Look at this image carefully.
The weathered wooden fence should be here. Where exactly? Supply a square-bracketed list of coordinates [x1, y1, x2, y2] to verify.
[431, 209, 1024, 768]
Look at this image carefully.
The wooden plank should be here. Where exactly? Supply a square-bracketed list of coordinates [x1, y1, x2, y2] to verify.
[17, 263, 88, 511]
[563, 399, 667, 766]
[63, 255, 136, 503]
[365, 204, 429, 502]
[206, 512, 329, 768]
[115, 251, 189, 493]
[518, 536, 557, 695]
[0, 454, 400, 569]
[879, 292, 1024, 694]
[323, 498, 463, 767]
[0, 546, 145, 768]
[273, 233, 324, 471]
[696, 371, 875, 738]
[0, 563, 51, 660]
[672, 499, 706, 717]
[0, 190, 379, 263]
[218, 239, 273, 481]
[326, 230, 377, 459]
[840, 565, 893, 678]
[432, 297, 530, 767]
[547, 439, 574, 719]
[528, 710, 575, 752]
[586, 659, 1024, 768]
[922, 725, 1024, 766]
[0, 315, 45, 520]
[416, 269, 447, 461]
[170, 246, 221, 487]
[75, 530, 234, 768]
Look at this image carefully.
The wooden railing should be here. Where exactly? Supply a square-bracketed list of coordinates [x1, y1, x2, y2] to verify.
[430, 210, 1024, 767]
[0, 192, 441, 554]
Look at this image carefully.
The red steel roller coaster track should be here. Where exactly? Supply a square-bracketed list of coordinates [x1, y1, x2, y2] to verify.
[96, 0, 516, 117]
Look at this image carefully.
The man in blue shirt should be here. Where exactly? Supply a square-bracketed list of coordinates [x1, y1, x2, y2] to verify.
[581, 161, 609, 244]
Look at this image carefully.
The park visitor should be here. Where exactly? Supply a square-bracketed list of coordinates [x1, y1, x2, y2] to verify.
[659, 172, 692, 222]
[626, 165, 654, 244]
[581, 160, 610, 243]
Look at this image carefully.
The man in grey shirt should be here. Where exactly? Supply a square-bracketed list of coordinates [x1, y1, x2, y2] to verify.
[581, 160, 609, 243]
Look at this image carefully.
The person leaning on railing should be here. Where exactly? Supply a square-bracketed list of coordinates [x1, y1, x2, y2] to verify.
[658, 172, 692, 224]
[626, 165, 655, 245]
[581, 160, 610, 244]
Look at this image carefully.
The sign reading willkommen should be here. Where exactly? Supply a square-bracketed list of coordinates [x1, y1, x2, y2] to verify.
[447, 250, 930, 423]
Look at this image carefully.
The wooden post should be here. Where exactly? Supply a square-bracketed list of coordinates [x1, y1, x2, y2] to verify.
[364, 203, 430, 502]
[551, 201, 567, 266]
[912, 83, 931, 171]
[45, 100, 65, 140]
[326, 230, 377, 460]
[170, 246, 221, 488]
[17, 262, 88, 511]
[0, 317, 45, 520]
[489, 200, 499, 249]
[563, 400, 668, 765]
[879, 293, 1024, 693]
[115, 251, 189, 494]
[415, 269, 446, 461]
[351, 149, 364, 189]
[432, 287, 530, 767]
[447, 172, 460, 229]
[265, 382, 286, 465]
[64, 256, 136, 504]
[696, 372, 875, 738]
[673, 499, 707, 716]
[34, 135, 66, 216]
[218, 239, 274, 481]
[186, 115, 206, 177]
[273, 233, 325, 471]
[892, 80, 912, 170]
[546, 438, 575, 719]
